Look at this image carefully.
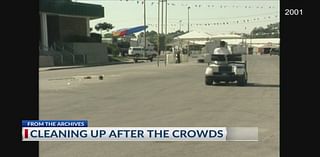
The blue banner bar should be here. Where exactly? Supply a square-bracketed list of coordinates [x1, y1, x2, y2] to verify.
[22, 120, 88, 127]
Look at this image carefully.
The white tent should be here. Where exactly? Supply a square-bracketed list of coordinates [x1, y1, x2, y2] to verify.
[247, 38, 280, 44]
[190, 41, 208, 45]
[174, 31, 213, 40]
[253, 43, 279, 48]
[221, 39, 243, 45]
[210, 34, 242, 39]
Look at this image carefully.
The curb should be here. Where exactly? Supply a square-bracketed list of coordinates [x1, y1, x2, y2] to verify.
[39, 62, 134, 72]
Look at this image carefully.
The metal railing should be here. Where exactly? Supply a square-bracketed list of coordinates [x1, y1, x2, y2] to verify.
[39, 42, 87, 66]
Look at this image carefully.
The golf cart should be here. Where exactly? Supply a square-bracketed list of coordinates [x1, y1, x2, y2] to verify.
[205, 54, 248, 86]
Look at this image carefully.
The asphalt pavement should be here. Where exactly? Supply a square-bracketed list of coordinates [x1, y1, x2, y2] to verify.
[39, 55, 279, 157]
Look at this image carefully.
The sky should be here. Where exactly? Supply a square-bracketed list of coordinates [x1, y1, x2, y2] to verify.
[75, 0, 279, 35]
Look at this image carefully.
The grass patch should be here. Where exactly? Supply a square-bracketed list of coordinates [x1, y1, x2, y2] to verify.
[109, 56, 130, 62]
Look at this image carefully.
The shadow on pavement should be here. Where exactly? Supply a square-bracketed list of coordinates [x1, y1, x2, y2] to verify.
[246, 83, 279, 88]
[212, 83, 279, 88]
[40, 61, 134, 71]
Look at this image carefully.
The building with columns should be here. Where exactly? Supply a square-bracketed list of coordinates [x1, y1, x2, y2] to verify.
[39, 0, 110, 66]
[39, 0, 104, 50]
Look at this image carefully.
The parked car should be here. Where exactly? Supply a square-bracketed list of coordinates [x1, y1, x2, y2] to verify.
[128, 46, 157, 57]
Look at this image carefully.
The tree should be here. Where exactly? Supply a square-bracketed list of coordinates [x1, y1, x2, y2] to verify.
[138, 31, 158, 46]
[137, 30, 186, 50]
[104, 33, 113, 38]
[250, 22, 279, 38]
[95, 22, 114, 36]
[166, 30, 186, 44]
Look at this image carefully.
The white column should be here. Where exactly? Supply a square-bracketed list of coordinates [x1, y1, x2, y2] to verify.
[86, 17, 90, 37]
[40, 12, 48, 51]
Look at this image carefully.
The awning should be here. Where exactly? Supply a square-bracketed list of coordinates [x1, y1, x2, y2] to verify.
[40, 0, 104, 19]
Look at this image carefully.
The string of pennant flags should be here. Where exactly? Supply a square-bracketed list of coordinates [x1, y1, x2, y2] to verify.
[146, 20, 279, 33]
[116, 0, 278, 9]
[146, 14, 278, 27]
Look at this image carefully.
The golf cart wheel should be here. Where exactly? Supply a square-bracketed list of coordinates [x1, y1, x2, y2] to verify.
[205, 77, 213, 85]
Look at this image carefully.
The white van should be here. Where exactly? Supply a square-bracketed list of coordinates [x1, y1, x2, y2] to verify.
[128, 47, 157, 57]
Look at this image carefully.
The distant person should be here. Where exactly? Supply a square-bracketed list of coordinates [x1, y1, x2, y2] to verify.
[176, 51, 181, 63]
[213, 41, 231, 55]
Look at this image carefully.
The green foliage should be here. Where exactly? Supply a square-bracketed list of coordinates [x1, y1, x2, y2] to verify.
[109, 56, 130, 62]
[166, 30, 186, 43]
[106, 44, 120, 56]
[64, 34, 101, 42]
[95, 22, 114, 35]
[104, 33, 113, 38]
[250, 22, 279, 38]
[112, 36, 118, 44]
[159, 35, 166, 51]
[90, 33, 102, 42]
[117, 41, 130, 49]
[137, 30, 186, 50]
[141, 31, 158, 46]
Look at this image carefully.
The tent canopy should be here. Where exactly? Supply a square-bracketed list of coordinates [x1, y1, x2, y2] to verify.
[174, 31, 212, 40]
[174, 31, 243, 41]
[210, 34, 242, 39]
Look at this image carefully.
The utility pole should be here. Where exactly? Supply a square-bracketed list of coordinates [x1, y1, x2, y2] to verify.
[165, 0, 167, 66]
[165, 0, 167, 35]
[187, 6, 190, 32]
[156, 0, 168, 67]
[161, 0, 164, 35]
[157, 0, 160, 67]
[161, 0, 164, 66]
[179, 20, 182, 31]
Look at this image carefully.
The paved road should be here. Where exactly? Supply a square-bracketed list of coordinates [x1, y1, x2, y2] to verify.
[39, 55, 279, 157]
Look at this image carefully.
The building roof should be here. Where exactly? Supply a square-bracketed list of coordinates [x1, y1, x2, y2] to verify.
[39, 0, 104, 19]
[190, 41, 208, 45]
[175, 31, 245, 41]
[170, 38, 280, 48]
[210, 34, 242, 39]
[174, 31, 212, 40]
[246, 38, 280, 44]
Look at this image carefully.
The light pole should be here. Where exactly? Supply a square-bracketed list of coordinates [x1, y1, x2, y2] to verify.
[179, 20, 182, 31]
[165, 0, 167, 66]
[165, 0, 167, 35]
[187, 6, 191, 56]
[143, 0, 146, 57]
[161, 0, 164, 35]
[157, 0, 160, 67]
[187, 6, 190, 32]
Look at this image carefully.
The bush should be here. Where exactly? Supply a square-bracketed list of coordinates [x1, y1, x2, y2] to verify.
[106, 44, 120, 56]
[117, 41, 130, 48]
[64, 34, 101, 42]
[90, 33, 102, 42]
